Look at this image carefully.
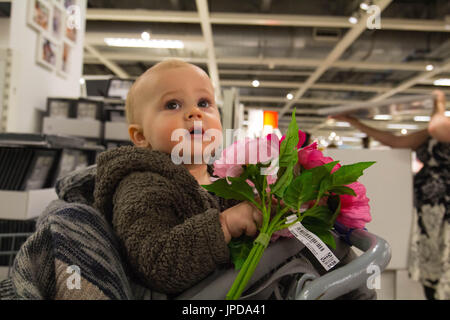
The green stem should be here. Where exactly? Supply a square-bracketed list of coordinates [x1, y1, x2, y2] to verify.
[226, 243, 258, 300]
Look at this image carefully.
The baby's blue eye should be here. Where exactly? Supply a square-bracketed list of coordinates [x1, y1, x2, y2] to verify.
[198, 99, 210, 108]
[166, 101, 181, 110]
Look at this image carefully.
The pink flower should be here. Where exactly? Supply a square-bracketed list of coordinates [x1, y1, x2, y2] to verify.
[213, 135, 280, 184]
[279, 130, 306, 150]
[298, 142, 340, 173]
[336, 182, 372, 229]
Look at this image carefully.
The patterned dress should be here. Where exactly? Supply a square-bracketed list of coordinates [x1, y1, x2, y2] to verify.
[408, 138, 450, 299]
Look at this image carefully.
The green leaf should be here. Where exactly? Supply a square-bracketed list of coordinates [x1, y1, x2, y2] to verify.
[271, 163, 294, 198]
[279, 109, 299, 168]
[202, 176, 256, 205]
[328, 186, 356, 196]
[228, 236, 254, 270]
[302, 217, 336, 250]
[328, 194, 342, 225]
[283, 171, 314, 211]
[302, 205, 334, 229]
[331, 162, 376, 187]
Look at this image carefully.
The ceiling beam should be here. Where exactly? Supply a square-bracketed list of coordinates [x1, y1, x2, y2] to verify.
[221, 79, 450, 95]
[370, 58, 450, 102]
[85, 9, 450, 33]
[219, 69, 312, 76]
[83, 44, 130, 78]
[240, 95, 366, 106]
[83, 53, 430, 72]
[278, 0, 393, 118]
[195, 0, 221, 102]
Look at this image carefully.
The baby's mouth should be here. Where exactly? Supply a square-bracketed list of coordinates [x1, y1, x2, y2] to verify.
[189, 127, 205, 136]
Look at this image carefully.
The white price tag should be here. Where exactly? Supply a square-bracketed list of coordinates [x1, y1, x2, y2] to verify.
[288, 222, 339, 271]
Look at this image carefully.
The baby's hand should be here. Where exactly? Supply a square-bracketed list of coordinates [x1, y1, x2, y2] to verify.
[219, 201, 263, 243]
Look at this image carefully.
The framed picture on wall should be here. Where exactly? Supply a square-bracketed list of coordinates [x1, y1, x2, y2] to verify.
[51, 2, 64, 41]
[57, 40, 72, 78]
[64, 0, 79, 44]
[27, 0, 52, 33]
[36, 34, 59, 71]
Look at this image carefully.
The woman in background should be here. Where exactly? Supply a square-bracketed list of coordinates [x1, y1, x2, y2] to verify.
[332, 90, 449, 300]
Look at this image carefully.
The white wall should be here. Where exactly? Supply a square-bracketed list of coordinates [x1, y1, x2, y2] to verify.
[324, 149, 414, 270]
[6, 0, 87, 133]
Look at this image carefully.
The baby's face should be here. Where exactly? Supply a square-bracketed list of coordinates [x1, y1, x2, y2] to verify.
[131, 65, 223, 161]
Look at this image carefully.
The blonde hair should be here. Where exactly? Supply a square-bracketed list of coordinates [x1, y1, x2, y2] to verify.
[125, 59, 195, 124]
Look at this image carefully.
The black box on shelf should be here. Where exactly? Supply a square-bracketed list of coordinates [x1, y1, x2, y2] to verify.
[46, 98, 77, 119]
[0, 134, 104, 191]
[75, 98, 104, 121]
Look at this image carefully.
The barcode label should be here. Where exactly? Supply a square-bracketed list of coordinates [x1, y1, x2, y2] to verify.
[288, 222, 339, 271]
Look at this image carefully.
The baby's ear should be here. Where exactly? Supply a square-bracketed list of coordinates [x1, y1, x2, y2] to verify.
[128, 124, 151, 148]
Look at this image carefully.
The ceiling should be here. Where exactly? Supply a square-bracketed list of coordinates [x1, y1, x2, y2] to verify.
[82, 0, 450, 144]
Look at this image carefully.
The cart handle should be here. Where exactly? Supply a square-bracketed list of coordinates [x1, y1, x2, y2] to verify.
[295, 222, 391, 300]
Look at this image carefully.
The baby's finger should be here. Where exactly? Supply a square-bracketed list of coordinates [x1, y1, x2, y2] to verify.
[252, 209, 263, 229]
[245, 220, 257, 237]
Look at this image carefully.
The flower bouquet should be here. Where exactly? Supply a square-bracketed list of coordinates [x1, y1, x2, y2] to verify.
[202, 110, 375, 300]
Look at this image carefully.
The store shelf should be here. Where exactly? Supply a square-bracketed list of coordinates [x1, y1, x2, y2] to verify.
[104, 121, 129, 141]
[0, 188, 57, 220]
[43, 117, 103, 139]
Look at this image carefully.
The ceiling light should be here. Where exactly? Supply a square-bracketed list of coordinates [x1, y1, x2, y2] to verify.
[360, 2, 369, 10]
[374, 114, 392, 120]
[141, 31, 151, 41]
[286, 93, 294, 100]
[348, 16, 358, 24]
[433, 78, 450, 86]
[425, 64, 434, 71]
[330, 132, 336, 139]
[252, 80, 260, 87]
[414, 116, 430, 122]
[401, 129, 408, 135]
[79, 78, 85, 85]
[104, 38, 184, 49]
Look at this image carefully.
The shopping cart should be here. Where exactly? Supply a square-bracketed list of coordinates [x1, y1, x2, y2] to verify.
[176, 221, 391, 300]
[0, 219, 36, 280]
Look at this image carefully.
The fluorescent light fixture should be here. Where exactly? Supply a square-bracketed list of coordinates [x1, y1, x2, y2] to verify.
[104, 38, 184, 49]
[387, 124, 419, 130]
[286, 93, 294, 100]
[354, 132, 367, 138]
[252, 80, 260, 87]
[342, 136, 362, 142]
[335, 121, 351, 127]
[349, 16, 358, 24]
[433, 78, 450, 86]
[414, 116, 430, 122]
[426, 64, 434, 71]
[374, 114, 392, 120]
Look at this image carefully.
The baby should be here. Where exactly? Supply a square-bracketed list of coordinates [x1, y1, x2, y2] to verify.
[93, 59, 262, 295]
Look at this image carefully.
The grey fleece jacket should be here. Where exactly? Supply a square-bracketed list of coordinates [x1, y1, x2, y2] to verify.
[93, 146, 241, 295]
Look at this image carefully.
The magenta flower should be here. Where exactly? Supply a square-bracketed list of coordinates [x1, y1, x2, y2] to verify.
[336, 182, 372, 229]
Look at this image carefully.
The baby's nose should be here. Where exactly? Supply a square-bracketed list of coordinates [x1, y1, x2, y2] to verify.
[187, 107, 203, 120]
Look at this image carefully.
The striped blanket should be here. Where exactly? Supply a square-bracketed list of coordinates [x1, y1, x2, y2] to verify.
[0, 165, 163, 300]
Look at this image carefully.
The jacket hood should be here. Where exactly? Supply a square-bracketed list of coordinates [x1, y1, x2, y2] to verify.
[93, 146, 215, 221]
